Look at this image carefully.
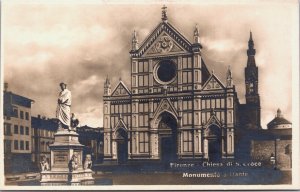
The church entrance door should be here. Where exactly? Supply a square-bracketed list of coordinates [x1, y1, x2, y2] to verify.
[207, 125, 222, 161]
[208, 138, 221, 161]
[115, 128, 128, 164]
[158, 112, 177, 163]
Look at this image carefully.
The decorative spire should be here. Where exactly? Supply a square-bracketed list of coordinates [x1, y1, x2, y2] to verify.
[161, 5, 168, 22]
[104, 75, 110, 87]
[226, 65, 233, 87]
[194, 24, 200, 43]
[132, 30, 138, 51]
[104, 75, 111, 96]
[247, 30, 256, 56]
[249, 30, 253, 41]
[119, 77, 122, 81]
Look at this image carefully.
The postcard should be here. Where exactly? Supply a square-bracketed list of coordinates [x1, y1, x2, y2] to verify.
[1, 0, 299, 190]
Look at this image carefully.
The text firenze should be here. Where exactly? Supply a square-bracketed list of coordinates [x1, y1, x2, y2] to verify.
[170, 161, 262, 168]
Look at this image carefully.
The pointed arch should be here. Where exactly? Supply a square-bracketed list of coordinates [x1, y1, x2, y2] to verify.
[151, 98, 178, 129]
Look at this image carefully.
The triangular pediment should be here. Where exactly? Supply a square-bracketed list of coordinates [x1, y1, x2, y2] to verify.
[204, 112, 223, 137]
[111, 81, 131, 97]
[113, 118, 128, 132]
[202, 74, 225, 91]
[144, 32, 188, 56]
[137, 22, 192, 57]
[205, 111, 222, 127]
[153, 98, 178, 121]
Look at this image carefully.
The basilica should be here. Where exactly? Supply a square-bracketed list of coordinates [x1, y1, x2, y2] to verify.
[102, 7, 260, 164]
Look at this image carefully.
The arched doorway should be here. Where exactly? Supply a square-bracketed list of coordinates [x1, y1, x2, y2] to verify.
[158, 112, 177, 163]
[115, 128, 128, 164]
[206, 125, 222, 161]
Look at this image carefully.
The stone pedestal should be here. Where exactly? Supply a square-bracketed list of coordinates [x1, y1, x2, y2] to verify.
[40, 130, 95, 186]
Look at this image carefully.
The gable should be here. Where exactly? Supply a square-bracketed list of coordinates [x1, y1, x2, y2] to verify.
[153, 98, 178, 120]
[206, 112, 222, 127]
[136, 22, 192, 57]
[144, 32, 188, 56]
[202, 74, 225, 91]
[111, 82, 131, 97]
[113, 118, 128, 132]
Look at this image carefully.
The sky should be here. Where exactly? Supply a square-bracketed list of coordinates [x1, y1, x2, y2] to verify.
[2, 0, 298, 128]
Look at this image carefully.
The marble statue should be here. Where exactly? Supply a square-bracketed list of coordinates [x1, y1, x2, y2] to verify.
[40, 156, 50, 171]
[70, 113, 79, 132]
[69, 154, 78, 172]
[56, 82, 71, 130]
[83, 154, 92, 170]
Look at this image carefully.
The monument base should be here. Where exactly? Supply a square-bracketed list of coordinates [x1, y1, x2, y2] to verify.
[40, 169, 94, 186]
[40, 129, 95, 185]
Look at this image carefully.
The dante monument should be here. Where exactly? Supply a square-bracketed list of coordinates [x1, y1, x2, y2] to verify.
[40, 83, 94, 186]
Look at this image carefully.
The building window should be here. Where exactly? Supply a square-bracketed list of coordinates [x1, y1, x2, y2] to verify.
[4, 140, 11, 153]
[111, 105, 115, 114]
[13, 108, 18, 118]
[138, 115, 148, 127]
[183, 112, 193, 125]
[20, 126, 24, 135]
[25, 141, 29, 150]
[20, 111, 24, 119]
[228, 135, 233, 152]
[14, 125, 18, 134]
[25, 112, 29, 120]
[138, 75, 148, 87]
[182, 71, 192, 84]
[25, 127, 29, 135]
[249, 83, 254, 93]
[138, 61, 149, 73]
[4, 123, 12, 135]
[183, 100, 193, 110]
[14, 140, 18, 150]
[182, 57, 192, 69]
[139, 132, 149, 153]
[183, 131, 193, 152]
[20, 140, 24, 150]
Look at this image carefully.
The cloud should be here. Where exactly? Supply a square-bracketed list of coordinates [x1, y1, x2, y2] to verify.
[3, 2, 296, 128]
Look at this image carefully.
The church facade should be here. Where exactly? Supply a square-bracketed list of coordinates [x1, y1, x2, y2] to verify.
[102, 7, 260, 163]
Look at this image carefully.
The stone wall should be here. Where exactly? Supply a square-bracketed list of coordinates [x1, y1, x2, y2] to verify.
[251, 139, 292, 170]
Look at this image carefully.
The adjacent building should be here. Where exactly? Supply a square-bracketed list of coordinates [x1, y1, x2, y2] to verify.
[3, 83, 34, 173]
[251, 109, 292, 170]
[77, 126, 104, 163]
[31, 115, 58, 167]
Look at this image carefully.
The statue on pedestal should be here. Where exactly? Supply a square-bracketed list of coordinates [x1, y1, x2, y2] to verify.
[40, 82, 94, 185]
[56, 82, 72, 131]
[69, 154, 79, 172]
[83, 154, 92, 170]
[70, 113, 79, 132]
[40, 155, 50, 171]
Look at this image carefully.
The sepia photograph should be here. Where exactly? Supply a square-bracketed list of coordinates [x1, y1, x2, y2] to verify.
[1, 0, 299, 190]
